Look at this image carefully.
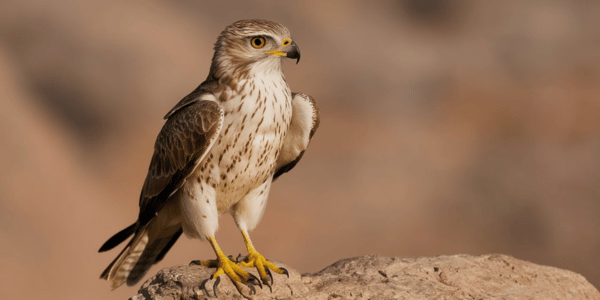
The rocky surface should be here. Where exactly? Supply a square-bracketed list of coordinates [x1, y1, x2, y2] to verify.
[130, 254, 600, 300]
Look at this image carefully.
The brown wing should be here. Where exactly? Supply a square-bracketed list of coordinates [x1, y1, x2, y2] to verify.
[138, 96, 223, 226]
[274, 92, 320, 179]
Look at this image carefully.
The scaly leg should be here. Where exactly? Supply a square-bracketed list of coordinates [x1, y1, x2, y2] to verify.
[190, 236, 260, 298]
[236, 230, 289, 291]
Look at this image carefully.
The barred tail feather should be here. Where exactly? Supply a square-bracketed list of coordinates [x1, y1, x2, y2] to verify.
[126, 228, 183, 285]
[100, 229, 150, 289]
[100, 194, 183, 288]
[100, 226, 183, 288]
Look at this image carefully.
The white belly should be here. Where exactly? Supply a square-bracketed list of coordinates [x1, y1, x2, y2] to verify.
[201, 80, 291, 212]
[179, 71, 292, 240]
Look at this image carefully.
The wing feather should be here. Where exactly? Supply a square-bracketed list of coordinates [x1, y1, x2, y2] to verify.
[274, 92, 319, 179]
[138, 96, 223, 226]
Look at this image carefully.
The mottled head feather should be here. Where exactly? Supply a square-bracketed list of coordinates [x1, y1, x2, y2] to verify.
[219, 20, 290, 39]
[208, 20, 293, 85]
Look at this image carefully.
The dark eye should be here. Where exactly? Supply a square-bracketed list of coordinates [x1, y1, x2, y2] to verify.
[251, 36, 266, 49]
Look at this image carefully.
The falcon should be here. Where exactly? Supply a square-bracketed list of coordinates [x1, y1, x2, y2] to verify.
[98, 20, 319, 297]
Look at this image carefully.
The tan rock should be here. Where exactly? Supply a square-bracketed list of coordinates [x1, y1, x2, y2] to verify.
[130, 254, 600, 300]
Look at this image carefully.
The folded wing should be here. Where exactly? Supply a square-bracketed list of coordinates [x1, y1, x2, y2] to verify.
[274, 92, 320, 179]
[138, 94, 224, 225]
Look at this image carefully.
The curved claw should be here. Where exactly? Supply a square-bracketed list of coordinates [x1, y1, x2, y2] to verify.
[247, 272, 262, 290]
[199, 278, 213, 298]
[190, 259, 219, 268]
[263, 280, 272, 293]
[212, 276, 221, 298]
[230, 280, 253, 300]
[236, 254, 247, 263]
[280, 267, 290, 278]
[262, 268, 273, 292]
[265, 267, 273, 285]
[190, 260, 201, 266]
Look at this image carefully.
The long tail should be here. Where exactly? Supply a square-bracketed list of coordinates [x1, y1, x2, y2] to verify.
[99, 224, 183, 288]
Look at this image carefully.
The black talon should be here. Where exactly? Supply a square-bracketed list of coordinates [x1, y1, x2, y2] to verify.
[212, 276, 221, 298]
[247, 272, 262, 289]
[265, 267, 273, 286]
[199, 278, 213, 298]
[236, 254, 247, 263]
[264, 279, 272, 293]
[261, 267, 273, 292]
[280, 267, 289, 278]
[190, 260, 202, 266]
[227, 255, 235, 262]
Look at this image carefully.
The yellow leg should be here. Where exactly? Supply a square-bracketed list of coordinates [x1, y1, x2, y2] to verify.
[190, 236, 260, 299]
[237, 230, 289, 289]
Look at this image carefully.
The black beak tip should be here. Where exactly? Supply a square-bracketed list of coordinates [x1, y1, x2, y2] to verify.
[287, 50, 300, 64]
[288, 41, 301, 64]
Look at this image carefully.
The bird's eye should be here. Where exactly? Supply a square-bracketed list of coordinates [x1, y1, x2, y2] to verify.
[251, 36, 266, 49]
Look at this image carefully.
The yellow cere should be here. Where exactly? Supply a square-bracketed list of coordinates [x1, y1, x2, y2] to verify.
[282, 38, 291, 46]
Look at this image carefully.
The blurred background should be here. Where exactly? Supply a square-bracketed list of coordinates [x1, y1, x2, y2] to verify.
[1, 0, 599, 299]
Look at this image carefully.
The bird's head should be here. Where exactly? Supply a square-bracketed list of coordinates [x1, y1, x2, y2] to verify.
[209, 20, 301, 81]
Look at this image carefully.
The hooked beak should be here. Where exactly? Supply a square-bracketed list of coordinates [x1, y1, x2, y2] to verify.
[286, 41, 301, 64]
[265, 40, 301, 64]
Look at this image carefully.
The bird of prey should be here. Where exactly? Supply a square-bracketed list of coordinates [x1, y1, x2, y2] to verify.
[98, 19, 319, 297]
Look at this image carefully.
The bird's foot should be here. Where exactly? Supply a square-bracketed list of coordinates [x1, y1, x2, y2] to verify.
[190, 255, 261, 299]
[236, 250, 289, 291]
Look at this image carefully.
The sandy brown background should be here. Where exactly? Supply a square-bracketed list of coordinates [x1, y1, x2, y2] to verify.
[1, 1, 599, 299]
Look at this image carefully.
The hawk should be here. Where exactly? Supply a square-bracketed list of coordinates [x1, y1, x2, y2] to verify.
[98, 20, 319, 297]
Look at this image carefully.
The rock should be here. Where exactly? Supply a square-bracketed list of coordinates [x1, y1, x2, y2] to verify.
[130, 254, 600, 300]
